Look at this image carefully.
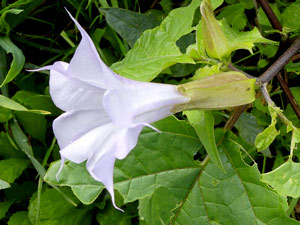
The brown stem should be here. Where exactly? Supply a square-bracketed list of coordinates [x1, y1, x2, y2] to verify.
[257, 0, 282, 31]
[259, 36, 300, 83]
[224, 104, 249, 130]
[276, 73, 300, 120]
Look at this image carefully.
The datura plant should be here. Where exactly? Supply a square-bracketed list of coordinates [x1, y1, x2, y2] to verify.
[33, 10, 255, 209]
[2, 0, 300, 223]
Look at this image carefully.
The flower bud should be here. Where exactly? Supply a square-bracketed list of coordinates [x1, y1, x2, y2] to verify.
[200, 0, 231, 60]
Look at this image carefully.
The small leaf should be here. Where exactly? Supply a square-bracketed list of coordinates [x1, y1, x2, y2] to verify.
[0, 36, 25, 87]
[10, 120, 46, 178]
[0, 179, 10, 190]
[261, 160, 300, 198]
[255, 105, 280, 151]
[101, 8, 161, 47]
[0, 200, 14, 220]
[0, 95, 50, 115]
[0, 158, 29, 183]
[8, 211, 32, 225]
[185, 110, 225, 172]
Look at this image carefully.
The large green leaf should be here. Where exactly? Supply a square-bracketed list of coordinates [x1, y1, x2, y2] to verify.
[170, 138, 300, 224]
[0, 158, 29, 183]
[110, 0, 199, 81]
[261, 159, 300, 198]
[185, 110, 224, 172]
[114, 116, 201, 204]
[0, 36, 25, 87]
[28, 188, 90, 225]
[44, 161, 104, 205]
[101, 8, 161, 47]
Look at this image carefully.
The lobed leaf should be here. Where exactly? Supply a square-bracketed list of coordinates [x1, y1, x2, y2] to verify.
[171, 138, 300, 224]
[110, 0, 200, 81]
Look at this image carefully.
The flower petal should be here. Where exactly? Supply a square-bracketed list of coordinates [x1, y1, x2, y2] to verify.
[103, 81, 189, 126]
[59, 122, 116, 164]
[53, 109, 111, 149]
[66, 10, 122, 89]
[114, 125, 144, 159]
[49, 61, 105, 111]
[86, 151, 121, 210]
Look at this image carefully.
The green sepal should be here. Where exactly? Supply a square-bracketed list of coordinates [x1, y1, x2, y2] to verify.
[174, 71, 256, 112]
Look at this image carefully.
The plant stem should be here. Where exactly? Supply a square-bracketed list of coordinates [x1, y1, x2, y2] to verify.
[257, 0, 282, 31]
[276, 73, 300, 120]
[224, 104, 249, 130]
[259, 36, 300, 83]
[286, 197, 299, 216]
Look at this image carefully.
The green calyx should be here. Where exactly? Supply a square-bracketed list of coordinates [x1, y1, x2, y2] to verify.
[173, 71, 256, 112]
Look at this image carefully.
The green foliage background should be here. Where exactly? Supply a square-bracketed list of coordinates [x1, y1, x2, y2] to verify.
[1, 0, 300, 224]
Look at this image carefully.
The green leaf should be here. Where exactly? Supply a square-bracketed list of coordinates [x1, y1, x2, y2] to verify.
[255, 105, 280, 151]
[217, 3, 247, 30]
[261, 159, 300, 198]
[0, 200, 14, 220]
[139, 186, 178, 225]
[10, 120, 46, 178]
[170, 138, 300, 224]
[8, 211, 32, 225]
[13, 90, 61, 116]
[0, 131, 25, 159]
[0, 94, 50, 115]
[114, 117, 201, 204]
[110, 0, 199, 81]
[185, 110, 225, 172]
[28, 187, 90, 225]
[282, 1, 300, 32]
[0, 9, 23, 35]
[44, 161, 104, 205]
[14, 111, 47, 143]
[220, 20, 276, 55]
[96, 204, 133, 225]
[0, 179, 10, 190]
[0, 158, 29, 183]
[101, 8, 161, 47]
[235, 112, 264, 145]
[0, 36, 25, 87]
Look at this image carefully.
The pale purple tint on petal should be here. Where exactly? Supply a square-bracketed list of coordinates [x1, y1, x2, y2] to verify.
[113, 125, 144, 159]
[86, 151, 122, 210]
[49, 61, 105, 111]
[53, 109, 111, 149]
[66, 10, 123, 90]
[103, 81, 189, 126]
[59, 123, 117, 163]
